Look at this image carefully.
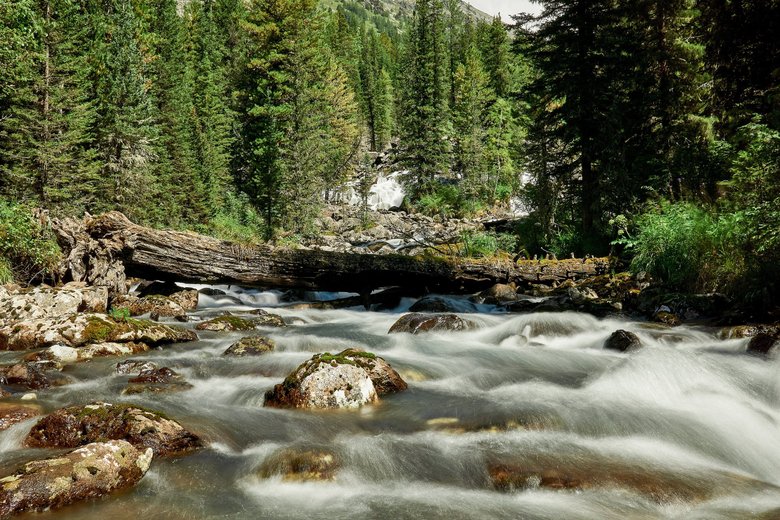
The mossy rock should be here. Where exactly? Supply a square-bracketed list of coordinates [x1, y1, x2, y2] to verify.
[25, 401, 201, 457]
[258, 448, 340, 481]
[388, 313, 474, 334]
[223, 336, 275, 357]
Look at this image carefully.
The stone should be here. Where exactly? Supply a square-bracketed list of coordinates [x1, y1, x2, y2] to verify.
[248, 309, 287, 327]
[195, 314, 284, 331]
[258, 448, 340, 481]
[0, 440, 151, 517]
[0, 363, 52, 389]
[604, 330, 642, 352]
[25, 342, 149, 364]
[25, 402, 201, 457]
[746, 333, 779, 357]
[0, 284, 108, 326]
[720, 324, 780, 340]
[567, 286, 599, 305]
[223, 336, 275, 357]
[0, 313, 196, 351]
[0, 402, 42, 431]
[111, 294, 186, 320]
[264, 349, 406, 409]
[168, 289, 199, 311]
[477, 283, 518, 304]
[123, 367, 193, 395]
[115, 360, 159, 375]
[388, 313, 473, 334]
[653, 310, 681, 327]
[198, 288, 226, 296]
[409, 296, 477, 313]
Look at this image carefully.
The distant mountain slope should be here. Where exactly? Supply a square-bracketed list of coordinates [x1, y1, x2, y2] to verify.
[326, 0, 493, 26]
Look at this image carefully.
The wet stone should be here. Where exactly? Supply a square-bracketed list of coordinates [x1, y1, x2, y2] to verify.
[0, 402, 42, 431]
[115, 359, 159, 375]
[388, 313, 473, 334]
[0, 440, 152, 518]
[604, 330, 642, 352]
[223, 336, 275, 357]
[258, 448, 340, 482]
[25, 401, 201, 457]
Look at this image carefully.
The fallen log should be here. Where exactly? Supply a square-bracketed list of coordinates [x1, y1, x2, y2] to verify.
[51, 211, 609, 294]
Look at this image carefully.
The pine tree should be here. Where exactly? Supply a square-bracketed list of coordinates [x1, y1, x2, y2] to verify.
[359, 28, 394, 151]
[477, 17, 511, 98]
[91, 0, 158, 220]
[0, 0, 99, 211]
[452, 46, 491, 197]
[399, 0, 450, 194]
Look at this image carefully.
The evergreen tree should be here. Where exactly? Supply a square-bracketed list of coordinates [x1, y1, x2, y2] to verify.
[477, 17, 511, 98]
[359, 28, 393, 151]
[91, 0, 158, 220]
[399, 0, 450, 194]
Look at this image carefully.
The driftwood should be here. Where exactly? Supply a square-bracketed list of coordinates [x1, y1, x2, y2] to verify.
[50, 211, 609, 294]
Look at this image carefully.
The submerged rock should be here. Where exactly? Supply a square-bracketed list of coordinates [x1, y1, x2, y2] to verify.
[123, 367, 193, 395]
[223, 336, 275, 357]
[25, 401, 201, 457]
[0, 313, 196, 351]
[409, 296, 477, 313]
[264, 349, 407, 409]
[388, 313, 473, 334]
[0, 402, 42, 431]
[476, 284, 518, 304]
[0, 440, 151, 517]
[0, 362, 61, 390]
[653, 309, 681, 327]
[604, 330, 642, 352]
[258, 448, 340, 481]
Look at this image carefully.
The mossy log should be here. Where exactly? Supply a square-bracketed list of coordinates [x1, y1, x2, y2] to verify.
[53, 211, 609, 294]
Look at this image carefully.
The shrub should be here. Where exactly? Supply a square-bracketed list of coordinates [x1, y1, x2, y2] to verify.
[207, 191, 265, 243]
[460, 231, 516, 258]
[0, 202, 61, 283]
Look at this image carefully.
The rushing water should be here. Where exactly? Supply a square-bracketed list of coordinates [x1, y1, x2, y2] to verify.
[2, 286, 780, 519]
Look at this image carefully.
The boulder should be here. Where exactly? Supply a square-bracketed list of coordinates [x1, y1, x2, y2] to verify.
[653, 309, 681, 327]
[223, 336, 275, 357]
[249, 309, 287, 327]
[567, 286, 599, 305]
[111, 294, 186, 320]
[25, 402, 201, 457]
[264, 349, 406, 409]
[0, 284, 108, 326]
[258, 448, 340, 481]
[25, 342, 149, 364]
[196, 314, 284, 332]
[477, 284, 518, 304]
[115, 359, 159, 375]
[0, 403, 42, 431]
[720, 324, 780, 340]
[0, 440, 151, 517]
[409, 296, 477, 313]
[198, 287, 226, 296]
[168, 289, 199, 311]
[388, 313, 473, 334]
[0, 363, 53, 389]
[0, 313, 196, 351]
[746, 333, 779, 357]
[123, 367, 193, 395]
[604, 330, 642, 352]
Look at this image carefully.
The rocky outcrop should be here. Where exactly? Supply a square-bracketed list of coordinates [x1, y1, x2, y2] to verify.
[25, 342, 149, 364]
[111, 294, 187, 320]
[257, 448, 340, 481]
[0, 402, 42, 431]
[0, 313, 196, 351]
[388, 313, 473, 334]
[115, 359, 158, 375]
[25, 402, 201, 457]
[264, 349, 407, 409]
[195, 313, 285, 332]
[223, 336, 275, 357]
[123, 367, 193, 394]
[604, 330, 642, 352]
[0, 440, 151, 517]
[0, 283, 108, 325]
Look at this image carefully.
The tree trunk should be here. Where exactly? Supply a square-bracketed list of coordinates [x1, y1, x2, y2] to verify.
[50, 212, 610, 294]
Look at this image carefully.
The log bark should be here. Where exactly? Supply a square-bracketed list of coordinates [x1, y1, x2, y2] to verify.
[52, 212, 609, 294]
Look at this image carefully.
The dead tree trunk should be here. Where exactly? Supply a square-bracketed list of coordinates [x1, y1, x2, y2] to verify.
[51, 211, 609, 294]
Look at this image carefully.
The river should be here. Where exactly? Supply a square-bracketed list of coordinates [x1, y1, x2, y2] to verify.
[1, 285, 779, 519]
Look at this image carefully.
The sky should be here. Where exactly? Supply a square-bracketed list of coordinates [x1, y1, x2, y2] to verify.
[466, 0, 541, 20]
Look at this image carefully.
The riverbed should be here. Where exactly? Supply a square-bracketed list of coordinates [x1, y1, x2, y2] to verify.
[1, 286, 779, 519]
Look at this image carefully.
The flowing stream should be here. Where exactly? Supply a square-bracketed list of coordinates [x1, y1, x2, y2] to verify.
[2, 286, 780, 519]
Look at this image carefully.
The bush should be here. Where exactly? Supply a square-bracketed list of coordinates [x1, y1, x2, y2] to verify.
[0, 202, 61, 284]
[206, 191, 265, 243]
[460, 231, 516, 258]
[625, 201, 746, 292]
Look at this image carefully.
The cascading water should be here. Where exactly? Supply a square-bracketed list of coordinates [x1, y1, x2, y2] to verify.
[1, 285, 779, 519]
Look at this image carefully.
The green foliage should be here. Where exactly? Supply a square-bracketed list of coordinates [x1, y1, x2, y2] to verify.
[207, 191, 265, 243]
[626, 202, 745, 292]
[0, 202, 61, 283]
[459, 230, 515, 258]
[109, 307, 131, 322]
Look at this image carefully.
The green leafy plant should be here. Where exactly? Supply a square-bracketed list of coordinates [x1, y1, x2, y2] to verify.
[0, 202, 61, 283]
[109, 307, 131, 322]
